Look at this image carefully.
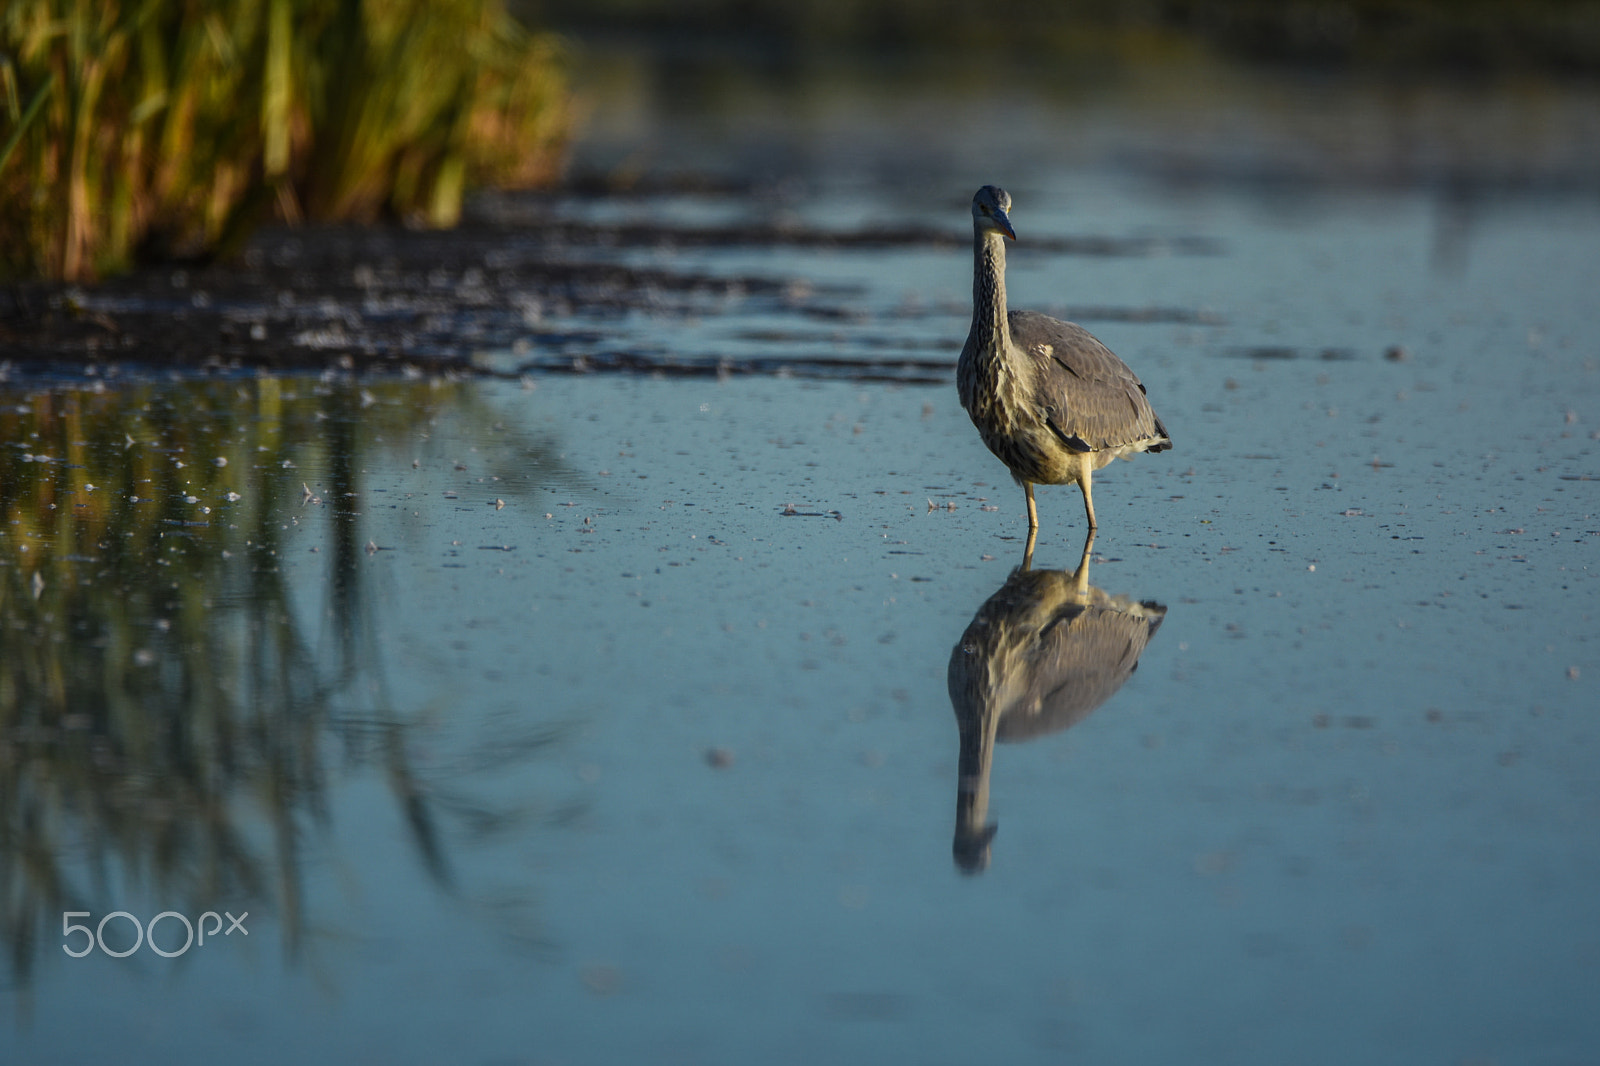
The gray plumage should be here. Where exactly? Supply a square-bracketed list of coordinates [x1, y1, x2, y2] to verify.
[957, 185, 1171, 531]
[948, 535, 1166, 873]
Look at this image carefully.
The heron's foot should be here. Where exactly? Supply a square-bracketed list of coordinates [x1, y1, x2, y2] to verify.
[1021, 526, 1038, 570]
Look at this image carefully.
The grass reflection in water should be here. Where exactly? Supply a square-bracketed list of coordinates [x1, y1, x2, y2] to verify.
[0, 375, 569, 987]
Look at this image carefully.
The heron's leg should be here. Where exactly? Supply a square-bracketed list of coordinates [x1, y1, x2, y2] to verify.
[1071, 529, 1095, 597]
[1021, 526, 1038, 571]
[1079, 466, 1098, 529]
[1024, 482, 1039, 530]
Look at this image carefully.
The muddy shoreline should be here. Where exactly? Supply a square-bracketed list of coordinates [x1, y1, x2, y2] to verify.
[0, 189, 1224, 384]
[2, 201, 792, 378]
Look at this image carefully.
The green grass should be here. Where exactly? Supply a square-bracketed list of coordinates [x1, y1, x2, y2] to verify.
[0, 0, 568, 282]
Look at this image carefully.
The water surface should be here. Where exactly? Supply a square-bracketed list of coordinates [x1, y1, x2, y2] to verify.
[3, 49, 1599, 1066]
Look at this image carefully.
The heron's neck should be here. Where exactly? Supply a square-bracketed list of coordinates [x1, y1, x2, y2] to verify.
[953, 693, 1000, 868]
[971, 229, 1012, 357]
[956, 711, 997, 825]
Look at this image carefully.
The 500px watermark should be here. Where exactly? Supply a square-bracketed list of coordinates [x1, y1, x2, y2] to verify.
[62, 911, 248, 958]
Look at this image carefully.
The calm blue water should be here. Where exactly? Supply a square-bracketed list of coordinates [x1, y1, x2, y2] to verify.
[4, 50, 1599, 1066]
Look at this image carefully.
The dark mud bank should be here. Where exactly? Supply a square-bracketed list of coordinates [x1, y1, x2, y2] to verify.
[1, 190, 1222, 384]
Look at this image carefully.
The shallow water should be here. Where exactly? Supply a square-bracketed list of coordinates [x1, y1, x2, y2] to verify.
[4, 48, 1600, 1066]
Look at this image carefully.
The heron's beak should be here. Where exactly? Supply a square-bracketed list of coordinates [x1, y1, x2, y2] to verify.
[994, 208, 1017, 241]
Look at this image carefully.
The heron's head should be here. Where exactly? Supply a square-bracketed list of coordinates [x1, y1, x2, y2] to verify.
[953, 822, 998, 874]
[972, 185, 1016, 240]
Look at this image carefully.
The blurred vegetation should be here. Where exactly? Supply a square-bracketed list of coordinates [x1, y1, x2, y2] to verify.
[527, 0, 1600, 73]
[0, 377, 560, 987]
[0, 0, 569, 283]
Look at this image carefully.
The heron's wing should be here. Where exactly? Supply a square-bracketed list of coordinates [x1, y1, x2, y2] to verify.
[998, 599, 1164, 741]
[1008, 310, 1171, 452]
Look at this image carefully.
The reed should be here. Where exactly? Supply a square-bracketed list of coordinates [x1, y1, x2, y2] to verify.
[0, 0, 568, 282]
[0, 378, 568, 983]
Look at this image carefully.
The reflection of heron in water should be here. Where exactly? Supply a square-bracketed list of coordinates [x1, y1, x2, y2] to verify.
[948, 531, 1166, 873]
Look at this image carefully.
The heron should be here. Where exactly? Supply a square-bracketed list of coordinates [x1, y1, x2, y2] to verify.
[957, 185, 1171, 532]
[948, 531, 1167, 873]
